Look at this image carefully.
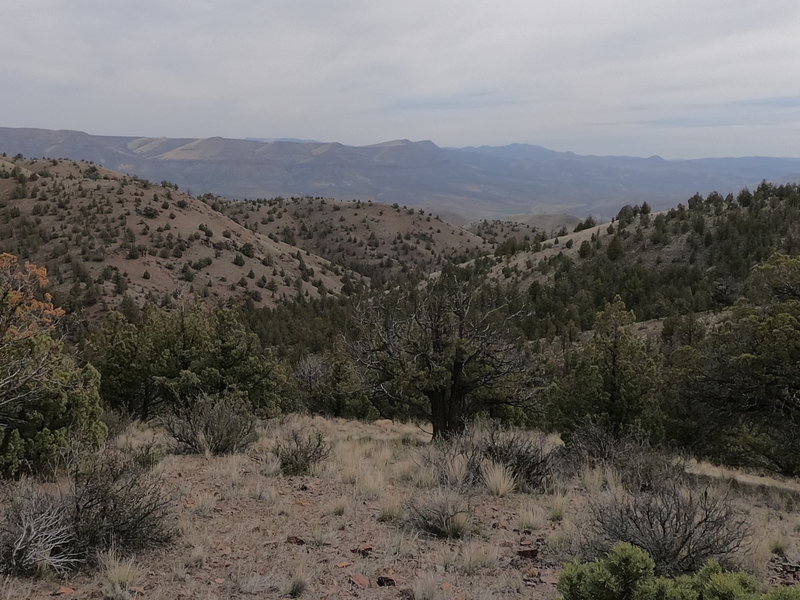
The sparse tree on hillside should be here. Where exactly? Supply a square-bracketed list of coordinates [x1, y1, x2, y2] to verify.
[350, 267, 528, 438]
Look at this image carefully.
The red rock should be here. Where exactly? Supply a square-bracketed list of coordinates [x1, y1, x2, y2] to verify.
[336, 562, 353, 568]
[440, 582, 453, 591]
[51, 586, 75, 596]
[349, 574, 369, 588]
[130, 586, 146, 594]
[214, 578, 225, 584]
[517, 548, 539, 559]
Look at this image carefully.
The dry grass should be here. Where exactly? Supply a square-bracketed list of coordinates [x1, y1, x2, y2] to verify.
[548, 491, 568, 522]
[412, 572, 440, 600]
[461, 541, 498, 573]
[377, 494, 404, 522]
[517, 500, 547, 531]
[482, 460, 517, 497]
[97, 549, 145, 600]
[9, 415, 798, 600]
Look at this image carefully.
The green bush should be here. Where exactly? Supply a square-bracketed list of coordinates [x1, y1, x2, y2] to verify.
[559, 543, 800, 600]
[0, 254, 106, 478]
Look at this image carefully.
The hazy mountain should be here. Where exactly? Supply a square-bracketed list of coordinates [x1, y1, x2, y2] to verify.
[2, 127, 799, 220]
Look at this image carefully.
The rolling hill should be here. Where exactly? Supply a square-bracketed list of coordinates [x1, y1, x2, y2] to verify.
[2, 127, 799, 220]
[0, 156, 353, 311]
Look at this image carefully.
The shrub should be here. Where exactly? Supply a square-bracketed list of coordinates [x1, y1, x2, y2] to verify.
[163, 392, 258, 455]
[417, 431, 484, 490]
[62, 442, 174, 561]
[559, 542, 654, 600]
[417, 423, 561, 494]
[482, 426, 560, 491]
[408, 486, 472, 539]
[0, 481, 78, 575]
[586, 479, 749, 575]
[559, 543, 800, 600]
[0, 442, 173, 575]
[565, 422, 684, 492]
[272, 428, 330, 476]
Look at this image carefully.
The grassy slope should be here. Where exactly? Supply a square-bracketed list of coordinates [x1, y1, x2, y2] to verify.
[10, 416, 798, 600]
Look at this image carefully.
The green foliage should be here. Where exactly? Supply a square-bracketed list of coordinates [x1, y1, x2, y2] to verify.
[521, 182, 800, 340]
[293, 350, 374, 418]
[671, 253, 800, 475]
[243, 295, 356, 361]
[548, 297, 662, 439]
[0, 254, 105, 478]
[87, 303, 289, 420]
[0, 358, 106, 478]
[559, 543, 799, 600]
[574, 216, 597, 232]
[560, 543, 655, 600]
[351, 266, 528, 438]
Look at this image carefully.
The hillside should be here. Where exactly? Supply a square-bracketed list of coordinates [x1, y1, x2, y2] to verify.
[483, 183, 800, 338]
[220, 196, 489, 285]
[0, 156, 353, 311]
[3, 127, 800, 220]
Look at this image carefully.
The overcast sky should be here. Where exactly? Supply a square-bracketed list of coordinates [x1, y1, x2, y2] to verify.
[2, 1, 799, 158]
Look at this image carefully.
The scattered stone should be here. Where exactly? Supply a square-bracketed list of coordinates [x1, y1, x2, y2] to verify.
[214, 578, 225, 584]
[351, 544, 373, 556]
[440, 582, 453, 591]
[286, 535, 306, 545]
[336, 562, 353, 568]
[377, 576, 396, 587]
[517, 548, 539, 560]
[51, 586, 75, 596]
[349, 573, 369, 588]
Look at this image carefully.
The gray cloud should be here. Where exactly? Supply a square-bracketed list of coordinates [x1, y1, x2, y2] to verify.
[1, 0, 799, 158]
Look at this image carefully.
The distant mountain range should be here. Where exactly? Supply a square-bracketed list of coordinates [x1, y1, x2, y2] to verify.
[1, 127, 799, 220]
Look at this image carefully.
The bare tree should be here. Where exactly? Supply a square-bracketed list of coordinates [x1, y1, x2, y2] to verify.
[350, 269, 528, 438]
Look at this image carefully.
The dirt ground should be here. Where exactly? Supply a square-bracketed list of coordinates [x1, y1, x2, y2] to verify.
[6, 416, 799, 600]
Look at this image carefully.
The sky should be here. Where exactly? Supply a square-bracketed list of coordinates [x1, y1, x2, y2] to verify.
[2, 1, 800, 159]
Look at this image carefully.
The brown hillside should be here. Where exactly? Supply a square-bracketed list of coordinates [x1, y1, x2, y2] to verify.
[220, 196, 490, 284]
[0, 156, 354, 312]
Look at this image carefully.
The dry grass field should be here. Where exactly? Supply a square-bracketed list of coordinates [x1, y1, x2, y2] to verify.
[5, 416, 799, 600]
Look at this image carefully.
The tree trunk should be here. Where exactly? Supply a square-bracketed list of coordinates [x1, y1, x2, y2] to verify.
[429, 389, 466, 440]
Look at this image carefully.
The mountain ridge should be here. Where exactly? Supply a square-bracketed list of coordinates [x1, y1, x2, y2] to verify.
[2, 127, 799, 220]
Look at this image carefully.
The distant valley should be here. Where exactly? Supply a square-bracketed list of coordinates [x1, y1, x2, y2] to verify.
[2, 127, 799, 220]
